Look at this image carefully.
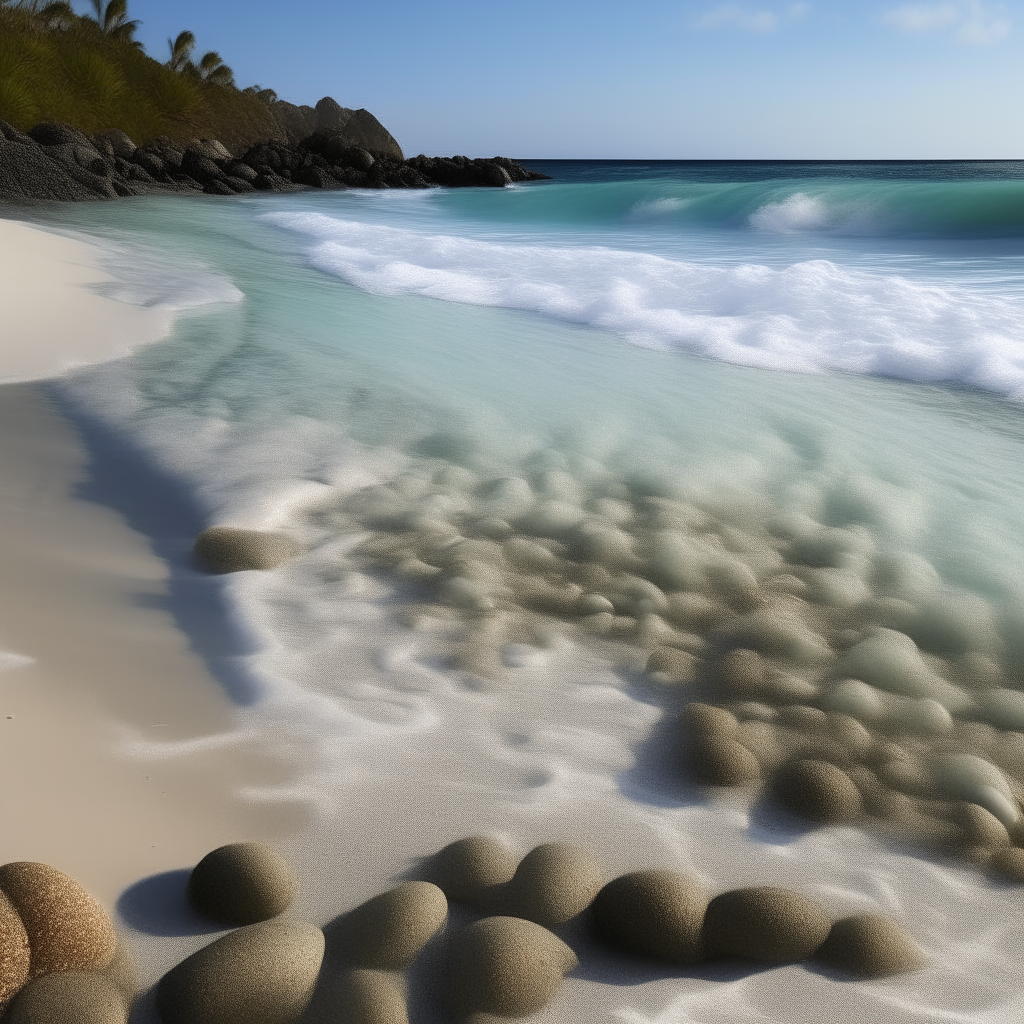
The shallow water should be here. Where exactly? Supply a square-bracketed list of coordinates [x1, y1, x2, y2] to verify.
[15, 160, 1024, 1021]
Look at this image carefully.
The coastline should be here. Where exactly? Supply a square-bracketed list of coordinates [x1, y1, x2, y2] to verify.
[4, 210, 1024, 1024]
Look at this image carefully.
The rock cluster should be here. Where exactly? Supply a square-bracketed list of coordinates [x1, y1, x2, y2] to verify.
[0, 110, 548, 204]
[329, 448, 1024, 878]
[0, 862, 123, 1018]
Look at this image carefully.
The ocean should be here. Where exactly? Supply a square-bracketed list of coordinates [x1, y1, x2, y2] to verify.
[21, 159, 1024, 1021]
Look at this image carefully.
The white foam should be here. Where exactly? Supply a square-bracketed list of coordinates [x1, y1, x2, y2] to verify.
[749, 191, 834, 232]
[263, 211, 1024, 399]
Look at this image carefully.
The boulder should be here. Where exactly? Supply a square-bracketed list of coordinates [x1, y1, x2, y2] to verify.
[317, 969, 408, 1024]
[771, 758, 863, 824]
[330, 882, 447, 970]
[497, 842, 603, 929]
[0, 888, 30, 1005]
[0, 136, 102, 202]
[28, 121, 91, 147]
[0, 862, 116, 978]
[2, 971, 127, 1024]
[447, 916, 577, 1018]
[194, 526, 301, 573]
[592, 870, 707, 964]
[97, 128, 136, 159]
[815, 913, 926, 976]
[427, 835, 518, 904]
[685, 734, 761, 786]
[156, 918, 324, 1024]
[271, 101, 318, 145]
[702, 886, 831, 962]
[189, 843, 297, 926]
[182, 149, 224, 182]
[312, 99, 403, 160]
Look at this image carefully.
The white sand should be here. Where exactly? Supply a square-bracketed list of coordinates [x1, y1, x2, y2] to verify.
[0, 219, 171, 384]
[3, 215, 1024, 1024]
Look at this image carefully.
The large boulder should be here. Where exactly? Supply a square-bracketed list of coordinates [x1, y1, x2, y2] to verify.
[447, 916, 577, 1018]
[28, 121, 91, 148]
[156, 918, 324, 1024]
[771, 758, 864, 824]
[188, 843, 297, 926]
[592, 869, 707, 964]
[0, 133, 102, 202]
[310, 98, 403, 160]
[271, 101, 318, 145]
[0, 889, 30, 1005]
[0, 862, 116, 978]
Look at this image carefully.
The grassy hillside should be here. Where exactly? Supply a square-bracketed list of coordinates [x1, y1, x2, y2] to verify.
[0, 5, 284, 151]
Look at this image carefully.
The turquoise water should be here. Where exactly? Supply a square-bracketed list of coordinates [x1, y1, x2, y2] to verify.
[22, 161, 1024, 1023]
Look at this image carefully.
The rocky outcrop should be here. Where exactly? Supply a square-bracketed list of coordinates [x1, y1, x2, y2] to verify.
[0, 115, 549, 204]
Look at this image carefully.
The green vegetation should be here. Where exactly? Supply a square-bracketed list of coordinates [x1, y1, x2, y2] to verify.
[0, 0, 282, 150]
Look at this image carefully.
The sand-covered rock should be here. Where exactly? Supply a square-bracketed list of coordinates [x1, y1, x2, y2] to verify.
[428, 835, 518, 904]
[645, 646, 697, 684]
[931, 753, 1019, 827]
[334, 882, 447, 970]
[683, 702, 738, 737]
[816, 913, 926, 976]
[188, 842, 297, 925]
[0, 862, 116, 978]
[0, 889, 30, 1005]
[447, 916, 578, 1017]
[156, 918, 324, 1024]
[771, 758, 864, 824]
[2, 971, 127, 1024]
[591, 869, 707, 964]
[990, 847, 1024, 882]
[702, 886, 831, 962]
[321, 969, 409, 1024]
[498, 842, 603, 929]
[194, 526, 301, 573]
[686, 735, 761, 786]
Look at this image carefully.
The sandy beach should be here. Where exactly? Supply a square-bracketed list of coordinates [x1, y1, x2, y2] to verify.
[5, 211, 1024, 1024]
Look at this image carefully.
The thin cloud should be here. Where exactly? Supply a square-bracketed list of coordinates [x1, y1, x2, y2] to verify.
[881, 2, 1011, 43]
[695, 5, 780, 32]
[787, 3, 813, 20]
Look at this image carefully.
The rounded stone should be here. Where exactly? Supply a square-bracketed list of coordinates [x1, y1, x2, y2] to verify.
[2, 971, 127, 1024]
[0, 862, 116, 978]
[892, 698, 954, 736]
[686, 735, 761, 787]
[645, 646, 697, 684]
[683, 702, 738, 738]
[499, 842, 603, 929]
[327, 969, 408, 1024]
[718, 648, 768, 697]
[702, 886, 832, 962]
[447, 916, 578, 1018]
[156, 918, 324, 1024]
[428, 835, 518, 904]
[772, 759, 864, 824]
[953, 802, 1011, 849]
[189, 843, 297, 926]
[816, 914, 926, 977]
[591, 870, 707, 964]
[194, 526, 300, 573]
[0, 889, 30, 1004]
[990, 847, 1024, 883]
[931, 753, 1019, 828]
[820, 679, 883, 722]
[339, 882, 448, 970]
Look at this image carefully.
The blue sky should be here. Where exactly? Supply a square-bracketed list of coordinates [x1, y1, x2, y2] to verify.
[79, 0, 1022, 158]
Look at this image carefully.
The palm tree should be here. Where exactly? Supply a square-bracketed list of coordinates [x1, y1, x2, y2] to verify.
[166, 30, 195, 72]
[89, 0, 141, 44]
[197, 50, 234, 87]
[243, 84, 278, 104]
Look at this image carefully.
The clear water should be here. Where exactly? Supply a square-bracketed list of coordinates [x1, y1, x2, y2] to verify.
[17, 161, 1024, 1020]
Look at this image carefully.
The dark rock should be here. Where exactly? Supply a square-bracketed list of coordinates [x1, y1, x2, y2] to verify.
[188, 843, 297, 926]
[815, 913, 926, 976]
[447, 916, 577, 1018]
[271, 101, 318, 145]
[225, 161, 257, 182]
[28, 121, 91, 147]
[0, 120, 34, 145]
[225, 175, 257, 193]
[702, 886, 832, 963]
[156, 918, 324, 1024]
[330, 881, 447, 970]
[0, 862, 117, 978]
[253, 173, 277, 190]
[686, 734, 761, 786]
[2, 971, 127, 1024]
[592, 869, 707, 964]
[133, 151, 165, 178]
[74, 145, 107, 176]
[310, 99, 403, 160]
[772, 758, 864, 824]
[203, 179, 235, 196]
[497, 842, 603, 929]
[97, 128, 136, 159]
[182, 149, 224, 182]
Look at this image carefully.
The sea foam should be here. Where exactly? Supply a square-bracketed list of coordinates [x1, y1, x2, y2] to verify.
[263, 212, 1024, 399]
